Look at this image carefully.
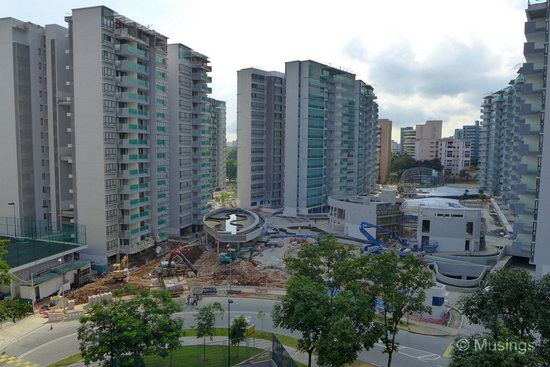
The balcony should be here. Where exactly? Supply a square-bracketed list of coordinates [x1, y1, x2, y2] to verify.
[193, 95, 208, 104]
[119, 138, 149, 149]
[118, 123, 149, 134]
[524, 42, 545, 56]
[115, 60, 149, 75]
[116, 92, 149, 105]
[115, 28, 148, 45]
[120, 182, 149, 194]
[125, 210, 151, 223]
[115, 76, 149, 90]
[119, 153, 150, 164]
[119, 168, 149, 179]
[117, 108, 149, 119]
[115, 44, 148, 60]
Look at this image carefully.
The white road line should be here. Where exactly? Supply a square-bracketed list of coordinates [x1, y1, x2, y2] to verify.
[375, 343, 441, 361]
[18, 333, 77, 359]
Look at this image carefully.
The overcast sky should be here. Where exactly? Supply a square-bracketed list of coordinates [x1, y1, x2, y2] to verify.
[2, 0, 527, 141]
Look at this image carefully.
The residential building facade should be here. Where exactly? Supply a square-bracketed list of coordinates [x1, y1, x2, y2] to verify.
[454, 121, 480, 164]
[0, 18, 51, 223]
[210, 98, 227, 191]
[437, 137, 471, 176]
[283, 60, 378, 216]
[237, 68, 285, 210]
[400, 127, 416, 156]
[378, 119, 392, 184]
[414, 120, 442, 161]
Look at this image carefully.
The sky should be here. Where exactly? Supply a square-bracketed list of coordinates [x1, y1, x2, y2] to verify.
[1, 0, 528, 141]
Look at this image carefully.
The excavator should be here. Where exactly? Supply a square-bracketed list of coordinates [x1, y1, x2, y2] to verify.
[157, 248, 198, 278]
[112, 255, 129, 282]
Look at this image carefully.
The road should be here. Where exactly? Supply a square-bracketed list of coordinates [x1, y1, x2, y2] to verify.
[3, 297, 453, 367]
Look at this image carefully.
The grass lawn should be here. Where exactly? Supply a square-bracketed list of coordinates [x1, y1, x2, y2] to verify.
[47, 354, 82, 367]
[144, 345, 263, 366]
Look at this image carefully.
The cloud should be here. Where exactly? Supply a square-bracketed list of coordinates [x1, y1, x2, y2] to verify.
[370, 38, 511, 100]
[343, 36, 368, 62]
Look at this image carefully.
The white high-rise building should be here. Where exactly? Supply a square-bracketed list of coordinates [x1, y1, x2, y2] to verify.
[283, 60, 378, 216]
[437, 138, 471, 176]
[237, 68, 285, 211]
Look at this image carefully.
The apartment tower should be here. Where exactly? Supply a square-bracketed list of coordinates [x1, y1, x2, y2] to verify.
[283, 60, 378, 216]
[378, 119, 392, 184]
[237, 68, 285, 210]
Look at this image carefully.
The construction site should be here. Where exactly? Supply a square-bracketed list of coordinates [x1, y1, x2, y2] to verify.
[51, 177, 514, 312]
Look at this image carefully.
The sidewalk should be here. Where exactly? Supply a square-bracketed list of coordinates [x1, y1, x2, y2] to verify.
[0, 313, 49, 352]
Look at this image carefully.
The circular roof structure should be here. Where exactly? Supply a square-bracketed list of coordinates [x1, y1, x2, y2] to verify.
[203, 208, 265, 244]
[400, 167, 444, 188]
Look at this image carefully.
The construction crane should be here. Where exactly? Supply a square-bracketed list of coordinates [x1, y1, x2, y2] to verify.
[157, 249, 198, 278]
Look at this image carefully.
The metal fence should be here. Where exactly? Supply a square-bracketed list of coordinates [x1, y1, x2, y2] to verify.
[0, 216, 86, 245]
[272, 334, 297, 367]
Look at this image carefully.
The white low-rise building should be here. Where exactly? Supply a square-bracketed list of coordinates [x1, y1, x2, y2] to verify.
[328, 190, 402, 241]
[417, 206, 483, 253]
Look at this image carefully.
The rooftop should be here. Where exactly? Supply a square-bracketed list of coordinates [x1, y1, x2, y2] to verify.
[3, 238, 86, 271]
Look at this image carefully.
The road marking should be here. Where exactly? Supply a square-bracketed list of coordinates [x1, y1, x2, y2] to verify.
[375, 343, 441, 361]
[0, 355, 39, 367]
[443, 342, 453, 358]
[18, 333, 77, 359]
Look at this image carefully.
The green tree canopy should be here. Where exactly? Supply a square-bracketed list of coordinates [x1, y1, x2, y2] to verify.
[78, 289, 183, 367]
[273, 236, 381, 367]
[0, 239, 11, 285]
[195, 302, 224, 360]
[361, 251, 434, 367]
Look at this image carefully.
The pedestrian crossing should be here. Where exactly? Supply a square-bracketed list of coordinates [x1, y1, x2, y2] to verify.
[0, 354, 39, 367]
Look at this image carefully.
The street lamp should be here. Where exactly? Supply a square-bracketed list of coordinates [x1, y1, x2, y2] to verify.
[8, 202, 15, 238]
[58, 258, 65, 307]
[227, 244, 233, 367]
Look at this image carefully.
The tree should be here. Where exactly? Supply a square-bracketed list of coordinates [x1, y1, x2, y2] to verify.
[449, 332, 541, 367]
[361, 251, 434, 367]
[0, 300, 33, 323]
[78, 289, 184, 367]
[225, 147, 237, 181]
[0, 240, 11, 285]
[230, 314, 248, 357]
[459, 268, 538, 340]
[195, 302, 224, 360]
[273, 236, 381, 367]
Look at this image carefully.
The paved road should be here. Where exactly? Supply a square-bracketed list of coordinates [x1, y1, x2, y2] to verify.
[3, 296, 452, 367]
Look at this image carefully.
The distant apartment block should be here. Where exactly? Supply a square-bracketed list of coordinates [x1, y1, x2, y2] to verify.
[391, 140, 400, 153]
[400, 127, 416, 156]
[283, 60, 378, 216]
[414, 120, 442, 161]
[237, 68, 285, 210]
[166, 43, 224, 235]
[454, 121, 480, 164]
[478, 85, 516, 198]
[437, 137, 471, 176]
[378, 119, 392, 184]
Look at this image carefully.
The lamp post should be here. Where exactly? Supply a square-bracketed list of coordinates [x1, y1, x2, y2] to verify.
[227, 244, 233, 367]
[58, 258, 65, 306]
[8, 202, 15, 238]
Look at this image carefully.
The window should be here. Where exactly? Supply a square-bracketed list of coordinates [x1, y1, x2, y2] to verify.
[104, 132, 116, 141]
[104, 99, 115, 110]
[432, 297, 444, 307]
[104, 148, 116, 157]
[105, 194, 117, 204]
[466, 222, 473, 235]
[105, 163, 117, 173]
[106, 239, 118, 251]
[103, 83, 115, 93]
[102, 50, 114, 62]
[106, 224, 117, 235]
[104, 116, 116, 126]
[105, 179, 117, 189]
[102, 67, 115, 78]
[105, 209, 117, 220]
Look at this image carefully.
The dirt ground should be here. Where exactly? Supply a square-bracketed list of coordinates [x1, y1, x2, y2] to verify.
[66, 242, 290, 304]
